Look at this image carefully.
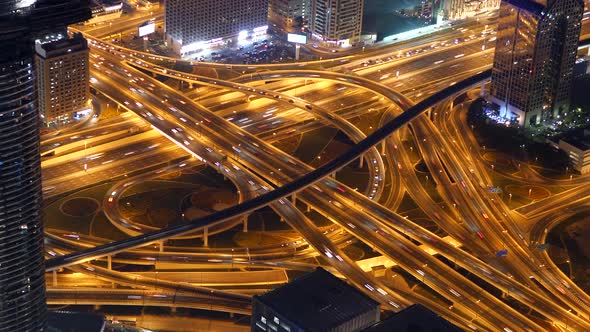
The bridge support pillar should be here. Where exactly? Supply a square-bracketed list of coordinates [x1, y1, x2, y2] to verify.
[171, 307, 177, 313]
[306, 204, 311, 213]
[243, 215, 248, 232]
[230, 312, 234, 318]
[159, 241, 164, 252]
[292, 193, 296, 205]
[449, 100, 454, 111]
[203, 227, 209, 247]
[359, 154, 364, 168]
[381, 141, 386, 155]
[189, 82, 194, 89]
[52, 270, 57, 287]
[331, 172, 336, 179]
[107, 256, 115, 288]
[480, 81, 486, 97]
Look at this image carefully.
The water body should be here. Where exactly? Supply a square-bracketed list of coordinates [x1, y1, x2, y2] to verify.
[363, 0, 438, 40]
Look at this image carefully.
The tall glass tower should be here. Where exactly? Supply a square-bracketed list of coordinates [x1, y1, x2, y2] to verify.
[0, 1, 90, 330]
[0, 8, 46, 331]
[490, 0, 584, 127]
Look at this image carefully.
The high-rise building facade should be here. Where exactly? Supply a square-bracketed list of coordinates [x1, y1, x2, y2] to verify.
[165, 0, 269, 54]
[0, 1, 90, 331]
[35, 32, 90, 125]
[268, 0, 309, 35]
[490, 0, 584, 127]
[309, 0, 363, 47]
[0, 16, 46, 332]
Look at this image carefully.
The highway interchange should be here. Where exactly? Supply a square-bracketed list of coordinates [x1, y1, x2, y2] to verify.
[39, 8, 590, 331]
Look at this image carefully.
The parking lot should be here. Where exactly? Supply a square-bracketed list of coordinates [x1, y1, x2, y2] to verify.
[185, 36, 298, 64]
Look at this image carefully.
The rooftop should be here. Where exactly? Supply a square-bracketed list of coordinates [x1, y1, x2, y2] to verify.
[35, 33, 88, 58]
[364, 304, 463, 332]
[255, 267, 379, 330]
[561, 129, 590, 151]
[504, 0, 545, 15]
[47, 311, 105, 332]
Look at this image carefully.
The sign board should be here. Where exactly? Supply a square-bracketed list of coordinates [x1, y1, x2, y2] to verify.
[138, 22, 155, 37]
[287, 33, 307, 44]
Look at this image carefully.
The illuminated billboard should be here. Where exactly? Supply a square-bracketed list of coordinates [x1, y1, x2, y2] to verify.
[287, 33, 307, 44]
[138, 22, 155, 37]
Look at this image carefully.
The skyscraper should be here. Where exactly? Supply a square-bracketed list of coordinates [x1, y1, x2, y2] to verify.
[268, 0, 309, 35]
[0, 11, 46, 332]
[165, 0, 269, 54]
[35, 32, 90, 126]
[309, 0, 363, 47]
[0, 1, 90, 330]
[489, 0, 584, 127]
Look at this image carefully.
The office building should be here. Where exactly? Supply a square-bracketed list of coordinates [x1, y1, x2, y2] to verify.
[165, 0, 269, 54]
[548, 129, 590, 173]
[489, 0, 584, 127]
[251, 268, 380, 332]
[35, 33, 90, 126]
[269, 0, 309, 35]
[309, 0, 364, 47]
[0, 1, 90, 331]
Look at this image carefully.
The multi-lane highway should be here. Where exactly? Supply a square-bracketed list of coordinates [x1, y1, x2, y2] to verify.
[39, 10, 590, 331]
[53, 47, 533, 330]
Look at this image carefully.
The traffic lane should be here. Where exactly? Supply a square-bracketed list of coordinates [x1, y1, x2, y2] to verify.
[42, 135, 174, 179]
[89, 58, 410, 312]
[43, 147, 186, 198]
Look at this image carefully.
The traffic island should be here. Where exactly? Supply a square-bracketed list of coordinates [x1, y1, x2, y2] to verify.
[60, 197, 100, 217]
